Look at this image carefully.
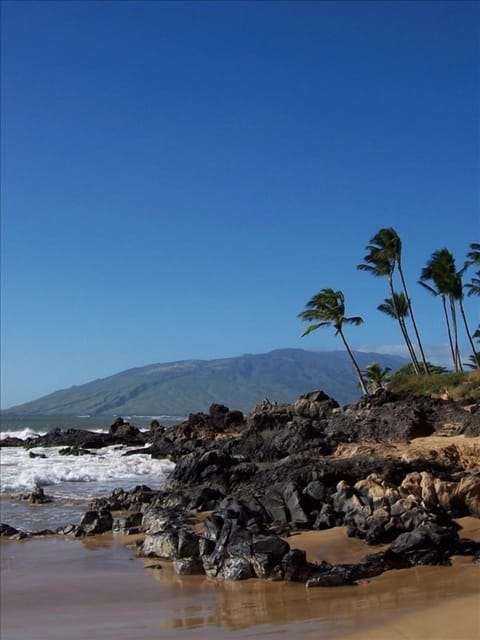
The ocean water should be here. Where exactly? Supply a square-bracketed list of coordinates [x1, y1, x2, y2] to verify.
[0, 415, 179, 532]
[0, 413, 184, 436]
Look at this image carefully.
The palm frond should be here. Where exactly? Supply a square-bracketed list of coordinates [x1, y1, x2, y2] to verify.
[301, 322, 330, 337]
[357, 261, 391, 276]
[463, 352, 480, 369]
[377, 302, 397, 318]
[377, 292, 409, 319]
[418, 280, 439, 296]
[465, 272, 480, 297]
[343, 316, 364, 326]
[465, 242, 480, 269]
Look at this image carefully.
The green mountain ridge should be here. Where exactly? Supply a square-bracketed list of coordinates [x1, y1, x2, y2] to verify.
[3, 349, 407, 416]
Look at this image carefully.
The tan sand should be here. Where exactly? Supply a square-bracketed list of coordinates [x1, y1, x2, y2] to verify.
[342, 593, 480, 640]
[285, 526, 388, 564]
[458, 515, 480, 542]
[2, 519, 479, 640]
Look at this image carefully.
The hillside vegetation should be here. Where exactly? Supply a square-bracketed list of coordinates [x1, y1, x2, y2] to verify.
[388, 368, 480, 402]
[2, 349, 406, 416]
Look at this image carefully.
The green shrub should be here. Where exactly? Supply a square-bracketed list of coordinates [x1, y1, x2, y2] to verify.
[388, 368, 480, 401]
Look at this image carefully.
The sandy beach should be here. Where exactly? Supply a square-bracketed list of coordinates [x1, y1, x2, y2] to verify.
[2, 519, 479, 640]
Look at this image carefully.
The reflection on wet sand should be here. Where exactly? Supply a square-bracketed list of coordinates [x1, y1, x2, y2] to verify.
[144, 555, 479, 638]
[1, 519, 479, 640]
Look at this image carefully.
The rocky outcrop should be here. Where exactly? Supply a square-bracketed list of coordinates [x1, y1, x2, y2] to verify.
[137, 497, 478, 585]
[24, 424, 146, 449]
[0, 436, 26, 447]
[134, 391, 480, 581]
[0, 523, 27, 539]
[3, 390, 479, 586]
[21, 486, 53, 504]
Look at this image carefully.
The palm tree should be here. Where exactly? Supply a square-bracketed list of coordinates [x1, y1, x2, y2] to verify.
[464, 242, 480, 268]
[377, 292, 421, 370]
[298, 288, 369, 395]
[454, 271, 480, 369]
[387, 230, 430, 374]
[464, 353, 480, 369]
[358, 228, 425, 374]
[463, 239, 480, 300]
[419, 249, 462, 371]
[362, 362, 391, 393]
[457, 244, 480, 367]
[465, 270, 480, 297]
[421, 248, 479, 371]
[463, 325, 480, 369]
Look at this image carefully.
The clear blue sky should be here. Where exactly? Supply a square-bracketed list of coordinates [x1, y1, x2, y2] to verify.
[1, 0, 478, 408]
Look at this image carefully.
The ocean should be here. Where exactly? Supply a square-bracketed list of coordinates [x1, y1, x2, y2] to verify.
[0, 414, 180, 532]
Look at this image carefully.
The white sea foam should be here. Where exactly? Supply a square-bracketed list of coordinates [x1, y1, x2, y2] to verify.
[0, 427, 113, 439]
[0, 428, 46, 440]
[132, 415, 186, 420]
[0, 445, 175, 494]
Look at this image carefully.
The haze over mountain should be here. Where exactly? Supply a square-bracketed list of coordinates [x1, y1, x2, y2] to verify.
[3, 350, 407, 417]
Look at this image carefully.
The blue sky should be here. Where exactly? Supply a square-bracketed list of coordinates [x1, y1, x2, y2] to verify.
[1, 0, 478, 408]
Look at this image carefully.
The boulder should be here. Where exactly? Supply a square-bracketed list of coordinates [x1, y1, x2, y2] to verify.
[142, 530, 179, 559]
[173, 557, 205, 575]
[112, 512, 143, 535]
[1, 523, 25, 538]
[389, 522, 460, 565]
[281, 549, 313, 582]
[22, 486, 53, 504]
[79, 510, 113, 535]
[264, 482, 309, 526]
[171, 449, 234, 485]
[59, 446, 92, 456]
[251, 535, 289, 558]
[0, 436, 26, 447]
[292, 390, 339, 419]
[221, 556, 253, 580]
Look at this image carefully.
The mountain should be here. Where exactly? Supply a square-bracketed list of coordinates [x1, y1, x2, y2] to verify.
[3, 349, 407, 416]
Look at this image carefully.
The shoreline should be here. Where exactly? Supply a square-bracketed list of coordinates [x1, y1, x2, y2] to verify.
[2, 393, 480, 639]
[2, 520, 479, 640]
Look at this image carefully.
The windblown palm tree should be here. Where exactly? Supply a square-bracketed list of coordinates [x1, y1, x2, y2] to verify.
[377, 292, 420, 369]
[464, 242, 480, 268]
[464, 353, 480, 369]
[463, 245, 480, 350]
[362, 362, 391, 393]
[298, 288, 369, 395]
[463, 325, 480, 369]
[421, 248, 479, 370]
[465, 271, 480, 297]
[455, 273, 479, 369]
[358, 228, 427, 374]
[419, 249, 463, 371]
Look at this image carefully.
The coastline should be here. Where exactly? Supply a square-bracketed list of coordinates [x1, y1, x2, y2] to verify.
[2, 394, 480, 640]
[2, 519, 479, 640]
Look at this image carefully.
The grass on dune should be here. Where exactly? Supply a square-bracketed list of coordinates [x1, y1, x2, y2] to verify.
[388, 368, 480, 402]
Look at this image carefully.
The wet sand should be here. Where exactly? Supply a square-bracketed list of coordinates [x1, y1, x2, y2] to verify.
[1, 519, 479, 640]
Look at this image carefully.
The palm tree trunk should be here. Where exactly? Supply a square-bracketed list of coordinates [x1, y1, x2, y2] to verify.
[449, 297, 463, 372]
[338, 329, 369, 396]
[398, 262, 430, 374]
[442, 295, 457, 371]
[388, 276, 420, 374]
[459, 298, 480, 368]
[399, 316, 421, 371]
